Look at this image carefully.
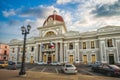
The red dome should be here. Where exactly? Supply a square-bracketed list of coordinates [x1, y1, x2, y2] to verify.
[43, 14, 64, 26]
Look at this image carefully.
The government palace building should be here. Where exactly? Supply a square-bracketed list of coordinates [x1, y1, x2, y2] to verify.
[9, 12, 120, 65]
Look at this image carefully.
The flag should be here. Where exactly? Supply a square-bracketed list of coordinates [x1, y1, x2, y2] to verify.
[50, 41, 54, 49]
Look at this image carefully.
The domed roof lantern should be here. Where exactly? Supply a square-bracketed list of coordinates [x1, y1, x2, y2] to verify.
[43, 10, 64, 26]
[53, 10, 57, 15]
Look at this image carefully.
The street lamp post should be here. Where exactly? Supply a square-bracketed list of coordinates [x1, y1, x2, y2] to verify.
[19, 24, 31, 76]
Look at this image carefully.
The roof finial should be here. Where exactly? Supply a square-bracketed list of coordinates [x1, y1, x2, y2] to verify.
[53, 10, 57, 15]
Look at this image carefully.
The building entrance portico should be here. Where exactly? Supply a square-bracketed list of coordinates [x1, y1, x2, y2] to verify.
[42, 50, 56, 64]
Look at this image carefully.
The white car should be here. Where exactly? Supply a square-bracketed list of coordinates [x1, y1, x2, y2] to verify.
[51, 61, 61, 65]
[37, 61, 46, 65]
[61, 63, 77, 74]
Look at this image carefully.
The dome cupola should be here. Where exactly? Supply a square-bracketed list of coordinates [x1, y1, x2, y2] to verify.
[43, 10, 64, 26]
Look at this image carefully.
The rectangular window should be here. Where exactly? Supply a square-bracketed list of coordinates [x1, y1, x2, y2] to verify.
[69, 43, 73, 49]
[107, 39, 113, 47]
[31, 46, 34, 52]
[83, 42, 86, 49]
[91, 41, 95, 49]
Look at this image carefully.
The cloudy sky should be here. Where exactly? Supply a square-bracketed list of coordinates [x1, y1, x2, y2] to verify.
[0, 0, 120, 43]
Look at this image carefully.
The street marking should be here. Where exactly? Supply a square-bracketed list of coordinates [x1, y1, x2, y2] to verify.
[41, 67, 46, 72]
[55, 68, 59, 74]
[29, 67, 36, 70]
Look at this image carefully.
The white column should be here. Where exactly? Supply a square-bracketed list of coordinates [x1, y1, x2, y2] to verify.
[75, 41, 79, 61]
[40, 43, 42, 61]
[64, 43, 67, 62]
[99, 40, 107, 63]
[35, 44, 38, 63]
[55, 42, 58, 61]
[116, 40, 120, 63]
[60, 42, 63, 63]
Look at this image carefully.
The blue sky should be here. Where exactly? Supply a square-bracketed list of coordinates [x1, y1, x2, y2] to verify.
[0, 0, 120, 43]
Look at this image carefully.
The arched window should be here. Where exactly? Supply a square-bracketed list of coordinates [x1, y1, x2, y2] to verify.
[45, 31, 56, 37]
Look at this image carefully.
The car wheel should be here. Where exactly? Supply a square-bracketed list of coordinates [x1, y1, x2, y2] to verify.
[107, 72, 112, 77]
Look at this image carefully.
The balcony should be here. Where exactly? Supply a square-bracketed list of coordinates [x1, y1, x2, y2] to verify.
[42, 48, 55, 52]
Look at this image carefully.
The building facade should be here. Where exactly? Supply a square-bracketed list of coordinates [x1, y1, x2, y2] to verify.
[9, 12, 120, 64]
[0, 43, 9, 61]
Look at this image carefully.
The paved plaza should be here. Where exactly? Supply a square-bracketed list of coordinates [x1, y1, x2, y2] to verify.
[0, 69, 120, 80]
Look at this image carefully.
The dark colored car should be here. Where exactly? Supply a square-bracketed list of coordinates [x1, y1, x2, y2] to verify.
[6, 61, 21, 70]
[91, 64, 120, 77]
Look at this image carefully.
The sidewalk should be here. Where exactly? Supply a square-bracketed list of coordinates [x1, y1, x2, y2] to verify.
[0, 69, 120, 80]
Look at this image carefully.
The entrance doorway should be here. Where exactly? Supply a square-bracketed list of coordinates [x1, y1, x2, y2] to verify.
[43, 55, 46, 63]
[48, 54, 52, 64]
[109, 54, 115, 64]
[83, 55, 87, 64]
[69, 55, 73, 63]
[30, 56, 34, 63]
[91, 54, 96, 63]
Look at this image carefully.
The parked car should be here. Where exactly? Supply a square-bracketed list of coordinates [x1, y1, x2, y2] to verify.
[61, 63, 77, 74]
[91, 64, 120, 77]
[51, 61, 61, 65]
[88, 61, 102, 67]
[0, 61, 8, 68]
[37, 61, 46, 65]
[6, 61, 21, 70]
[74, 60, 80, 66]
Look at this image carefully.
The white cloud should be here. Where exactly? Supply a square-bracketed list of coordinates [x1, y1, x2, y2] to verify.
[60, 11, 73, 28]
[94, 0, 118, 5]
[2, 9, 16, 17]
[56, 0, 72, 4]
[59, 0, 120, 32]
[57, 0, 118, 5]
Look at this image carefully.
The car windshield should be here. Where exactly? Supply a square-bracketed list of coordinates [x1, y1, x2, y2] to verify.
[66, 64, 73, 67]
[109, 65, 120, 69]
